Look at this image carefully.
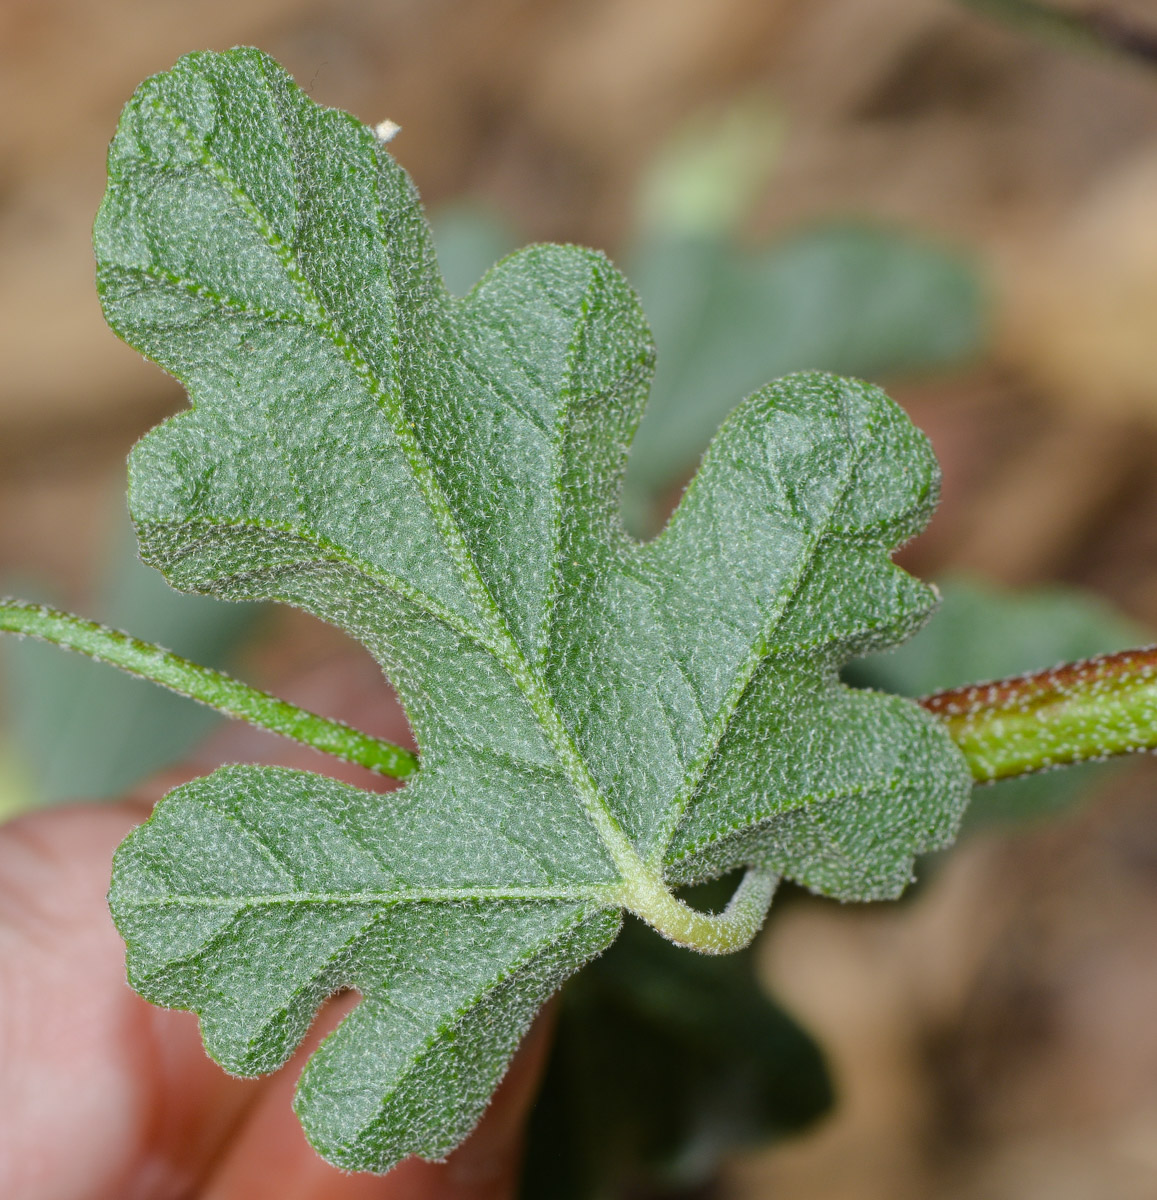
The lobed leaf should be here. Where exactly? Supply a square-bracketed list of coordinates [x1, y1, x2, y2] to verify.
[98, 48, 971, 1172]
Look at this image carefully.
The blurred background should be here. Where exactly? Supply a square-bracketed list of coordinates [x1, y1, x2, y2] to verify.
[4, 1, 1157, 1196]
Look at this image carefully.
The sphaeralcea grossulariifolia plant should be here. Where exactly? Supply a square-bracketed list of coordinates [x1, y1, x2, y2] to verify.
[2, 47, 1156, 1175]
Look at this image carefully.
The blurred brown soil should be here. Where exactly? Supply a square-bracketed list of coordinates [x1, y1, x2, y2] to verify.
[4, 2, 1157, 1197]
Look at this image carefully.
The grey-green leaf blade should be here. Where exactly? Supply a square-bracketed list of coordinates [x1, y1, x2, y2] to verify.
[109, 764, 621, 1170]
[419, 241, 654, 664]
[94, 46, 975, 1175]
[296, 901, 619, 1169]
[96, 49, 478, 630]
[666, 676, 966, 896]
[650, 372, 969, 886]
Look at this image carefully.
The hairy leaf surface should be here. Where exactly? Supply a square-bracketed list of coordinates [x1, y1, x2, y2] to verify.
[99, 48, 971, 1173]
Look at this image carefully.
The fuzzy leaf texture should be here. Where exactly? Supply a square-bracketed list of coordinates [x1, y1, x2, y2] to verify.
[97, 48, 972, 1174]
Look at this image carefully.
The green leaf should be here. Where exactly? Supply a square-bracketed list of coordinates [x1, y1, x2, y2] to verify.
[623, 226, 985, 531]
[98, 48, 970, 1172]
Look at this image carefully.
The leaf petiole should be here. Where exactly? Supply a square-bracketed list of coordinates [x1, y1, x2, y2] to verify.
[921, 645, 1157, 781]
[617, 864, 777, 954]
[0, 599, 417, 780]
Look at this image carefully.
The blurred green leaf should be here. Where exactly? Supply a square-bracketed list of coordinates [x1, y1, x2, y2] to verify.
[522, 901, 832, 1200]
[0, 739, 32, 823]
[845, 576, 1149, 825]
[622, 226, 986, 532]
[635, 94, 783, 239]
[429, 203, 522, 298]
[1, 514, 259, 805]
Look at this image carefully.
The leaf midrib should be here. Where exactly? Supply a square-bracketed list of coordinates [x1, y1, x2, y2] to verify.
[645, 395, 872, 866]
[145, 81, 644, 894]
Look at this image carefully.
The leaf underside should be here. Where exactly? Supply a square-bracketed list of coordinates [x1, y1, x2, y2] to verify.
[98, 48, 971, 1173]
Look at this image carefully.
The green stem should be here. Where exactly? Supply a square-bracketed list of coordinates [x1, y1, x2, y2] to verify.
[920, 645, 1157, 781]
[955, 0, 1157, 69]
[0, 599, 416, 780]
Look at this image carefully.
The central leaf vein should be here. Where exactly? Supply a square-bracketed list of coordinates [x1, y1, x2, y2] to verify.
[150, 86, 645, 895]
[648, 399, 873, 865]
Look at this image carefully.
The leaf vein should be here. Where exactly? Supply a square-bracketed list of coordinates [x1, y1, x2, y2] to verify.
[652, 389, 877, 863]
